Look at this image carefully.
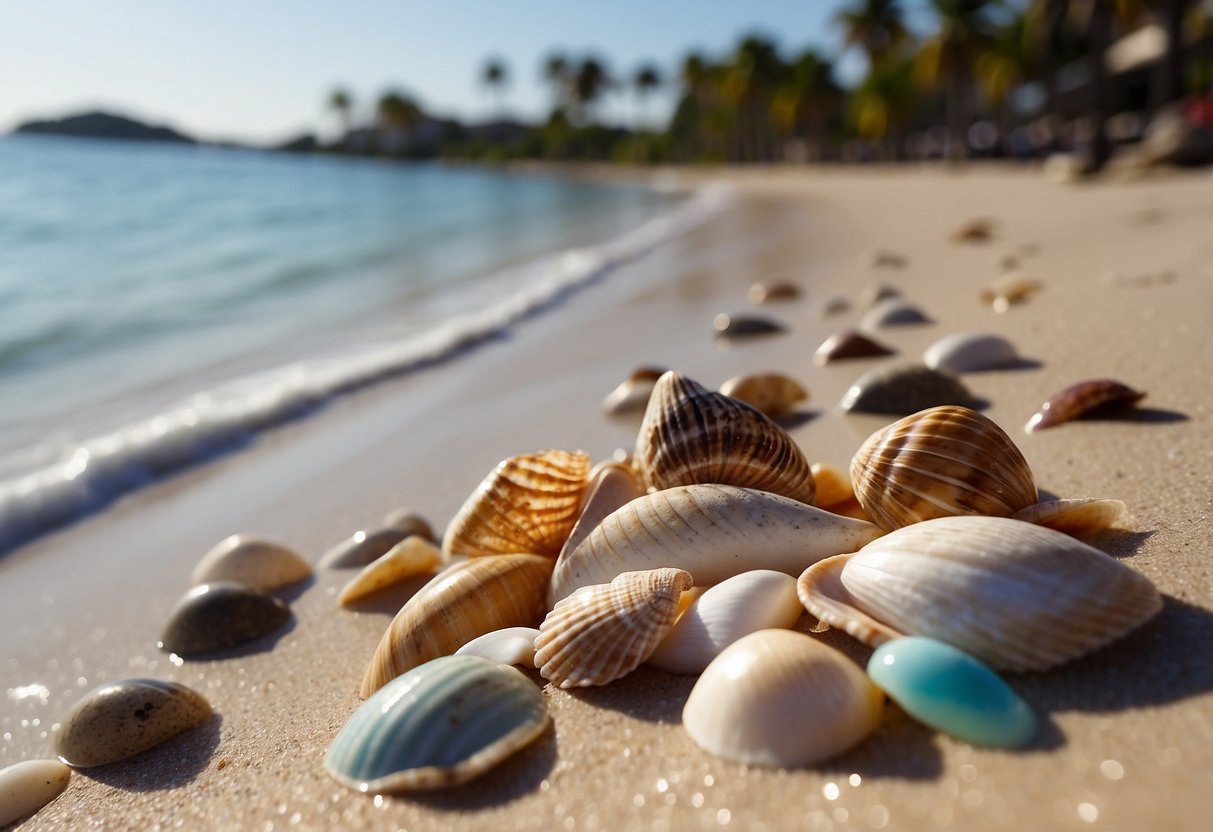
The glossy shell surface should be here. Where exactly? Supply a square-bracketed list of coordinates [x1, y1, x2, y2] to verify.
[558, 462, 644, 563]
[713, 313, 785, 338]
[860, 299, 932, 329]
[319, 527, 414, 569]
[454, 627, 540, 667]
[813, 330, 896, 365]
[159, 581, 290, 657]
[1012, 498, 1126, 536]
[840, 364, 978, 416]
[337, 536, 444, 606]
[718, 373, 808, 418]
[0, 760, 70, 826]
[602, 367, 666, 416]
[923, 332, 1021, 374]
[190, 535, 311, 591]
[1025, 379, 1146, 433]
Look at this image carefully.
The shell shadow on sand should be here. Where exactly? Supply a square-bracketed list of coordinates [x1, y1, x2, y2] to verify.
[773, 410, 821, 431]
[81, 714, 223, 792]
[562, 667, 697, 724]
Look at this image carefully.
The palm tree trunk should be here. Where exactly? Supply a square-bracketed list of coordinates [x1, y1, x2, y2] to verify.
[1088, 0, 1113, 171]
[1162, 0, 1190, 104]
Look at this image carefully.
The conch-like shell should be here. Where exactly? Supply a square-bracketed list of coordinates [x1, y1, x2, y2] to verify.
[1012, 498, 1126, 536]
[443, 450, 590, 559]
[602, 367, 666, 416]
[360, 554, 553, 697]
[923, 332, 1021, 374]
[797, 516, 1162, 672]
[840, 364, 979, 415]
[718, 373, 808, 418]
[337, 536, 444, 606]
[813, 330, 896, 365]
[550, 484, 882, 604]
[635, 372, 816, 505]
[850, 406, 1038, 531]
[558, 462, 643, 562]
[1025, 379, 1146, 433]
[535, 568, 692, 688]
[190, 535, 311, 591]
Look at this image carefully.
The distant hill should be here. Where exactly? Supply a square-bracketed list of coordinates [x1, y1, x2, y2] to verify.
[14, 111, 196, 144]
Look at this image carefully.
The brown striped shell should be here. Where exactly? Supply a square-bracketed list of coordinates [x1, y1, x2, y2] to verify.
[635, 372, 816, 505]
[1025, 379, 1146, 433]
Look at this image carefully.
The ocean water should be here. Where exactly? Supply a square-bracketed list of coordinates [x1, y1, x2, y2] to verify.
[0, 136, 726, 550]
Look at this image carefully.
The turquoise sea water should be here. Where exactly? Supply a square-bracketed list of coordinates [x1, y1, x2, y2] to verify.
[0, 136, 722, 550]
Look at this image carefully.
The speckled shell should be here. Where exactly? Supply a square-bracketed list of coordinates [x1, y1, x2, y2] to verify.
[159, 581, 290, 657]
[851, 406, 1038, 531]
[748, 281, 801, 304]
[840, 364, 979, 416]
[0, 760, 70, 826]
[636, 372, 816, 505]
[859, 299, 932, 329]
[535, 568, 692, 688]
[359, 554, 553, 697]
[558, 462, 644, 562]
[813, 330, 896, 366]
[319, 527, 414, 569]
[54, 679, 212, 768]
[382, 508, 436, 543]
[923, 332, 1021, 374]
[328, 656, 548, 792]
[1025, 379, 1146, 433]
[190, 534, 311, 591]
[442, 450, 590, 559]
[550, 484, 882, 604]
[454, 627, 540, 667]
[337, 536, 444, 606]
[682, 630, 883, 767]
[718, 373, 808, 418]
[713, 313, 785, 337]
[602, 367, 666, 416]
[1012, 498, 1126, 536]
[797, 516, 1162, 672]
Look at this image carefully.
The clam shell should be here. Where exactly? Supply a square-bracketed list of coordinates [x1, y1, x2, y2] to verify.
[327, 656, 547, 792]
[558, 462, 644, 562]
[602, 367, 666, 416]
[860, 299, 932, 329]
[1025, 379, 1146, 433]
[809, 462, 855, 510]
[813, 330, 896, 366]
[1012, 498, 1126, 536]
[647, 570, 802, 675]
[635, 372, 816, 504]
[159, 581, 290, 657]
[319, 527, 413, 569]
[797, 516, 1162, 671]
[748, 281, 801, 304]
[382, 508, 436, 543]
[550, 484, 882, 604]
[682, 630, 883, 767]
[718, 373, 808, 418]
[535, 568, 692, 688]
[442, 450, 590, 559]
[337, 536, 444, 606]
[923, 332, 1021, 374]
[850, 406, 1038, 531]
[840, 364, 979, 415]
[190, 535, 311, 591]
[54, 679, 212, 768]
[359, 554, 552, 697]
[0, 760, 70, 826]
[454, 627, 541, 667]
[713, 313, 785, 338]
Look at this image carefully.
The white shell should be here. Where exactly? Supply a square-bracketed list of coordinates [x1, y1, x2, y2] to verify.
[557, 462, 644, 563]
[454, 627, 541, 667]
[0, 760, 70, 827]
[190, 535, 311, 590]
[923, 332, 1020, 374]
[337, 536, 444, 606]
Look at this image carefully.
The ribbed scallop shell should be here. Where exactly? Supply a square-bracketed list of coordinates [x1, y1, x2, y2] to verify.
[550, 484, 882, 604]
[442, 450, 590, 559]
[635, 372, 816, 505]
[850, 406, 1038, 531]
[319, 527, 414, 569]
[455, 627, 540, 667]
[191, 534, 311, 590]
[535, 568, 692, 688]
[923, 332, 1021, 374]
[718, 373, 808, 418]
[359, 554, 552, 697]
[159, 581, 290, 657]
[558, 462, 644, 562]
[813, 330, 896, 365]
[1012, 498, 1126, 536]
[0, 760, 70, 826]
[337, 535, 444, 606]
[682, 629, 883, 767]
[1025, 379, 1146, 433]
[840, 364, 979, 416]
[797, 516, 1162, 672]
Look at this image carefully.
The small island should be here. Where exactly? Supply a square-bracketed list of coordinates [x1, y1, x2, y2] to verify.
[14, 111, 196, 144]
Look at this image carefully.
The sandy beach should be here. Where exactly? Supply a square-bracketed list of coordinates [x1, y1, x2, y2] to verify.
[3, 165, 1213, 831]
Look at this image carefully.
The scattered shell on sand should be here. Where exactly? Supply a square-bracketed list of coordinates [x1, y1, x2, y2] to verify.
[0, 760, 70, 826]
[337, 535, 444, 606]
[748, 280, 801, 304]
[1012, 497, 1127, 536]
[840, 364, 979, 416]
[923, 332, 1021, 374]
[382, 508, 436, 543]
[328, 656, 548, 792]
[859, 282, 903, 309]
[819, 296, 852, 318]
[54, 679, 212, 768]
[1025, 379, 1147, 433]
[809, 462, 855, 510]
[558, 462, 644, 562]
[979, 274, 1043, 312]
[813, 330, 896, 366]
[190, 535, 311, 591]
[319, 527, 414, 570]
[865, 249, 908, 269]
[682, 630, 883, 768]
[535, 568, 692, 688]
[860, 299, 933, 329]
[159, 581, 290, 658]
[713, 313, 785, 338]
[797, 516, 1162, 672]
[718, 372, 808, 418]
[454, 627, 541, 667]
[952, 218, 995, 243]
[602, 367, 667, 417]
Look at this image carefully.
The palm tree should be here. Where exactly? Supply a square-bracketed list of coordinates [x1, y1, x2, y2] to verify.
[722, 35, 785, 161]
[327, 87, 353, 140]
[976, 12, 1034, 152]
[542, 53, 571, 110]
[851, 55, 917, 154]
[480, 57, 510, 119]
[572, 57, 612, 125]
[771, 51, 840, 159]
[632, 63, 662, 129]
[917, 0, 999, 159]
[376, 91, 423, 154]
[837, 0, 910, 65]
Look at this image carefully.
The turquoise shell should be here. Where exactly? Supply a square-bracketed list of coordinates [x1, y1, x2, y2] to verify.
[867, 637, 1036, 748]
[325, 655, 548, 792]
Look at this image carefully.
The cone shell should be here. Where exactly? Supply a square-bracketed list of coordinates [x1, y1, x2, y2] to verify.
[319, 527, 414, 569]
[337, 535, 444, 606]
[1012, 498, 1126, 537]
[635, 372, 816, 505]
[860, 299, 932, 329]
[190, 535, 311, 591]
[682, 630, 883, 767]
[840, 364, 979, 415]
[923, 332, 1021, 374]
[159, 581, 290, 657]
[718, 373, 808, 418]
[359, 554, 553, 697]
[558, 462, 644, 562]
[550, 484, 882, 604]
[851, 406, 1038, 531]
[1025, 379, 1146, 433]
[536, 568, 692, 688]
[602, 367, 666, 416]
[455, 627, 540, 667]
[813, 330, 896, 366]
[443, 450, 590, 559]
[797, 516, 1162, 671]
[0, 760, 70, 826]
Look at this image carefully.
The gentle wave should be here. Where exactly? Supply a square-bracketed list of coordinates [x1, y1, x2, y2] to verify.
[0, 183, 731, 552]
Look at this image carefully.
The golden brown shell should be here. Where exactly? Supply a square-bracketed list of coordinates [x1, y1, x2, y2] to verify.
[1025, 379, 1146, 433]
[813, 330, 895, 366]
[718, 373, 808, 418]
[748, 281, 801, 304]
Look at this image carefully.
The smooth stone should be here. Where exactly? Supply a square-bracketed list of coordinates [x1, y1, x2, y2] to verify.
[0, 760, 70, 826]
[867, 637, 1036, 748]
[159, 581, 290, 657]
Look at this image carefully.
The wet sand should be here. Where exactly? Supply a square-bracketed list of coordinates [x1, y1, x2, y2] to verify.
[2, 166, 1212, 830]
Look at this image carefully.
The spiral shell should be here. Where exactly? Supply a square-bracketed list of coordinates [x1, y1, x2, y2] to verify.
[840, 364, 979, 415]
[1025, 379, 1146, 433]
[813, 330, 896, 365]
[718, 373, 808, 419]
[952, 218, 994, 243]
[190, 535, 311, 591]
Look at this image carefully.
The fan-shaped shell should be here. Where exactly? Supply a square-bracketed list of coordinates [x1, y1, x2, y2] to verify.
[0, 760, 70, 826]
[319, 527, 413, 569]
[840, 364, 979, 415]
[860, 299, 932, 329]
[923, 332, 1021, 374]
[635, 372, 816, 504]
[558, 462, 643, 562]
[455, 627, 540, 667]
[602, 367, 666, 416]
[851, 405, 1038, 531]
[1025, 379, 1146, 433]
[190, 535, 311, 590]
[718, 373, 808, 418]
[1012, 498, 1126, 536]
[813, 330, 896, 365]
[797, 516, 1162, 671]
[159, 582, 290, 657]
[535, 568, 692, 688]
[748, 280, 801, 304]
[337, 536, 444, 606]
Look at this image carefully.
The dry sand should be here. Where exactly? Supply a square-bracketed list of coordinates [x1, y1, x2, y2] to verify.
[2, 166, 1212, 831]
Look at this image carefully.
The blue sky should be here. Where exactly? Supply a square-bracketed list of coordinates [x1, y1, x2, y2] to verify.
[0, 1, 937, 144]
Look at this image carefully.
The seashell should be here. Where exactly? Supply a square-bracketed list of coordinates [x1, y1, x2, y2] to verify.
[360, 554, 552, 697]
[865, 249, 908, 269]
[454, 627, 540, 667]
[860, 299, 932, 329]
[635, 372, 816, 505]
[952, 218, 994, 243]
[0, 760, 70, 826]
[718, 373, 808, 418]
[382, 508, 436, 543]
[558, 462, 643, 563]
[797, 516, 1162, 671]
[819, 296, 851, 318]
[1025, 379, 1146, 433]
[337, 536, 444, 606]
[859, 281, 902, 308]
[190, 534, 311, 591]
[442, 450, 590, 559]
[54, 679, 212, 768]
[682, 630, 882, 768]
[1012, 498, 1126, 536]
[550, 484, 882, 604]
[327, 656, 547, 792]
[923, 332, 1021, 374]
[159, 581, 290, 657]
[850, 406, 1038, 531]
[868, 637, 1036, 747]
[602, 366, 667, 416]
[647, 571, 802, 675]
[809, 462, 854, 510]
[813, 330, 896, 366]
[980, 274, 1043, 312]
[535, 568, 692, 688]
[713, 313, 785, 338]
[840, 364, 979, 416]
[319, 527, 413, 569]
[748, 280, 801, 304]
